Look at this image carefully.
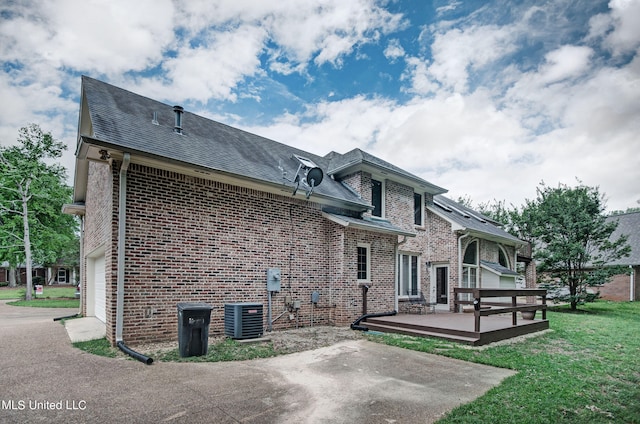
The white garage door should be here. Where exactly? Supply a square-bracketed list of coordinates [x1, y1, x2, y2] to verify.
[94, 255, 106, 323]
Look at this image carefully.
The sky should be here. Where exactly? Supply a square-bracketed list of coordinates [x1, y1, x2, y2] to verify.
[1, 0, 639, 212]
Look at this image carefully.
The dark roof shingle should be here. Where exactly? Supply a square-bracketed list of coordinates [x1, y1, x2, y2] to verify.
[81, 76, 369, 208]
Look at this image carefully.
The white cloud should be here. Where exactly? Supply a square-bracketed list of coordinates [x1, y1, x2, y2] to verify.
[536, 45, 593, 85]
[426, 24, 517, 92]
[603, 0, 640, 55]
[383, 39, 405, 61]
[0, 0, 175, 76]
[401, 57, 439, 95]
[129, 24, 267, 103]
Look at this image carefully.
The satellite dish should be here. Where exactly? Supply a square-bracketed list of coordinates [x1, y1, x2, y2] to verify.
[284, 155, 325, 198]
[305, 167, 323, 187]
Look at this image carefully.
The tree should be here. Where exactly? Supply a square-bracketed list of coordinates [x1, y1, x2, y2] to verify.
[0, 124, 76, 299]
[523, 182, 631, 310]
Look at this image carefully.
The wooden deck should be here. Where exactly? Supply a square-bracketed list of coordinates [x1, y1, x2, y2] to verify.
[364, 312, 549, 346]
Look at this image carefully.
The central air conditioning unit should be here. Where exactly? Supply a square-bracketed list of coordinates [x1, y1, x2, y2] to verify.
[224, 303, 263, 339]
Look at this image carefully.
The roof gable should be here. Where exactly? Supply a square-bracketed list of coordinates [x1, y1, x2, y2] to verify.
[326, 148, 447, 195]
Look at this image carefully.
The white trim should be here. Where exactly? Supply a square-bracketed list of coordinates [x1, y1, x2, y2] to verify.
[357, 243, 371, 283]
[397, 251, 421, 298]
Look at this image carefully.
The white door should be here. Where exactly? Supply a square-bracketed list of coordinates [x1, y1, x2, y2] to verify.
[94, 255, 106, 323]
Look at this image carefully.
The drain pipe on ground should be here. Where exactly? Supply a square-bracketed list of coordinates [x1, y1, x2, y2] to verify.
[115, 153, 153, 365]
[350, 310, 397, 332]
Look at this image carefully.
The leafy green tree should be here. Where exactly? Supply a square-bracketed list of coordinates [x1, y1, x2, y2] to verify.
[523, 182, 631, 310]
[0, 124, 77, 299]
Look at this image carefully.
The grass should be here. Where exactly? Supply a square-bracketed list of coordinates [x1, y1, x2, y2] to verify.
[369, 301, 640, 423]
[73, 338, 119, 358]
[9, 298, 80, 308]
[75, 337, 278, 363]
[1, 285, 79, 308]
[153, 338, 279, 362]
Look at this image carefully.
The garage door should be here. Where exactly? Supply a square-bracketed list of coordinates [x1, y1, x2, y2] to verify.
[94, 255, 106, 323]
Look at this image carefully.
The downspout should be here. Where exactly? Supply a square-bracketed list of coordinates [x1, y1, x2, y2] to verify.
[115, 153, 153, 365]
[394, 235, 409, 312]
[630, 266, 635, 302]
[79, 215, 85, 315]
[457, 232, 470, 312]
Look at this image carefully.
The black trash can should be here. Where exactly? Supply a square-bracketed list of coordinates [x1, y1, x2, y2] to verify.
[177, 302, 213, 357]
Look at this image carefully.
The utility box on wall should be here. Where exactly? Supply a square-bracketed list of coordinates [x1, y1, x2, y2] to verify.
[267, 268, 281, 292]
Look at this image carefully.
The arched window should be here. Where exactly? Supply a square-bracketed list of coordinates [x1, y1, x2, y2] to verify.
[463, 241, 477, 265]
[462, 240, 478, 288]
[498, 246, 510, 268]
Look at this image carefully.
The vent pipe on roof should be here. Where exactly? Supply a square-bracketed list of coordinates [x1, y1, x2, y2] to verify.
[173, 105, 184, 134]
[152, 111, 159, 125]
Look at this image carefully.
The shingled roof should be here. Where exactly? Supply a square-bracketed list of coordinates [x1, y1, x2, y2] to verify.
[605, 212, 640, 266]
[326, 148, 447, 195]
[429, 195, 524, 246]
[77, 76, 370, 210]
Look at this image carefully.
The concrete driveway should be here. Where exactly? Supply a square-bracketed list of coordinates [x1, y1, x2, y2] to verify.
[0, 300, 515, 423]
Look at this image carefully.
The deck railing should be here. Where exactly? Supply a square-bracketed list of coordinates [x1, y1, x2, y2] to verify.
[453, 288, 547, 332]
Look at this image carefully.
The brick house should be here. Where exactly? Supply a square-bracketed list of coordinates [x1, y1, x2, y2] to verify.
[65, 77, 530, 346]
[596, 212, 640, 301]
[0, 262, 77, 286]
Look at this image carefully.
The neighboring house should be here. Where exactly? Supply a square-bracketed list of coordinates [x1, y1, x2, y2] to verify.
[64, 76, 531, 346]
[596, 212, 640, 301]
[0, 262, 77, 285]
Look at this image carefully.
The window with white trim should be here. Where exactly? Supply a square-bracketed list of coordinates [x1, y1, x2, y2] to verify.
[357, 243, 371, 282]
[398, 253, 420, 296]
[462, 240, 478, 288]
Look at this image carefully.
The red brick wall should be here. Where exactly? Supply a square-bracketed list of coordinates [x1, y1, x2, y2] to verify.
[85, 163, 398, 344]
[598, 269, 634, 301]
[84, 159, 530, 344]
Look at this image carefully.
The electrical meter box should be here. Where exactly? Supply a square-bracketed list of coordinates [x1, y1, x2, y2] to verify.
[267, 268, 281, 292]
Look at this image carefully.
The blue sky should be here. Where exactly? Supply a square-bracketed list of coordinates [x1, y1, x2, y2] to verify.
[1, 0, 639, 211]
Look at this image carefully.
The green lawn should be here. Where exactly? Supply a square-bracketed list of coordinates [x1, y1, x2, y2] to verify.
[371, 301, 640, 423]
[1, 285, 79, 308]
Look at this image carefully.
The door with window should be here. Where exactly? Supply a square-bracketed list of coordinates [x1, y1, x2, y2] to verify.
[435, 266, 449, 309]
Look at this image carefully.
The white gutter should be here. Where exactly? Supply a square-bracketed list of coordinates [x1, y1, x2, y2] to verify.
[631, 266, 635, 302]
[115, 153, 130, 343]
[395, 236, 409, 312]
[457, 233, 470, 310]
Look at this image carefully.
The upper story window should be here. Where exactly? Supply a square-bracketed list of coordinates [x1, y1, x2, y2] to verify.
[498, 246, 510, 268]
[414, 192, 423, 226]
[371, 179, 383, 217]
[462, 240, 478, 288]
[463, 240, 477, 265]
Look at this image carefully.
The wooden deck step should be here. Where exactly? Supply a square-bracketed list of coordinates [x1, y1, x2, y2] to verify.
[365, 316, 478, 338]
[363, 321, 480, 345]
